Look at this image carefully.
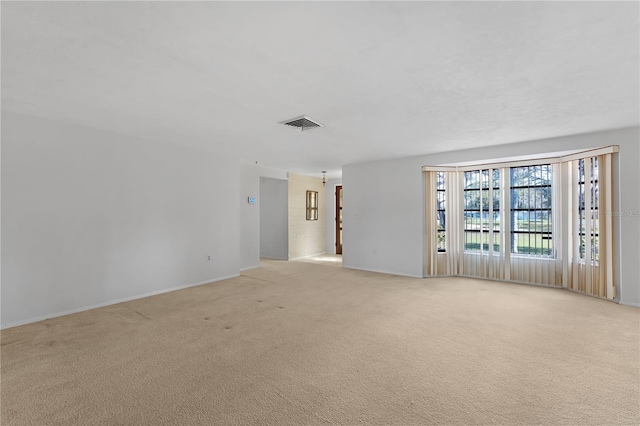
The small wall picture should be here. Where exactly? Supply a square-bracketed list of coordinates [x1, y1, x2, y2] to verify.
[306, 190, 318, 220]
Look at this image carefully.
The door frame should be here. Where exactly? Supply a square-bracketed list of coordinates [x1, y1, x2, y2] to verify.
[335, 185, 343, 254]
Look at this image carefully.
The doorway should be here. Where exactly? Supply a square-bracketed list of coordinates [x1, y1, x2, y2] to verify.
[335, 185, 343, 254]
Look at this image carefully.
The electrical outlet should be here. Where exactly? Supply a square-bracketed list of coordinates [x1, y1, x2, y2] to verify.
[207, 255, 211, 261]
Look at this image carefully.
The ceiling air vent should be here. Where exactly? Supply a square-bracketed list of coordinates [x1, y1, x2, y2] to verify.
[280, 115, 322, 132]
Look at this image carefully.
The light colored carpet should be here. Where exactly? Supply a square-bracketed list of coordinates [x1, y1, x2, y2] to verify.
[295, 254, 343, 267]
[1, 259, 639, 425]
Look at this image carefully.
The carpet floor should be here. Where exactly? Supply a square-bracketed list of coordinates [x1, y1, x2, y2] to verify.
[1, 259, 639, 425]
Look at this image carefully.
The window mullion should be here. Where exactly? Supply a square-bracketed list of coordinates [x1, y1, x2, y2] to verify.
[502, 168, 511, 280]
[488, 168, 494, 277]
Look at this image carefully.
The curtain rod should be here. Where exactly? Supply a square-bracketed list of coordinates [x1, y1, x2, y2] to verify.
[422, 145, 619, 172]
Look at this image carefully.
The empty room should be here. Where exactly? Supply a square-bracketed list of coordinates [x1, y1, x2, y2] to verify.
[1, 1, 639, 425]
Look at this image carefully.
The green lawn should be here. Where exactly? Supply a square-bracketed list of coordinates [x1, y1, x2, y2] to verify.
[461, 219, 553, 255]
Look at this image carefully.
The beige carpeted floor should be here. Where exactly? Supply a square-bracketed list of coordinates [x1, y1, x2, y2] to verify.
[2, 259, 639, 425]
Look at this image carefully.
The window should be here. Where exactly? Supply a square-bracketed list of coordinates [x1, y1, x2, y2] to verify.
[463, 169, 499, 252]
[509, 164, 552, 256]
[425, 148, 615, 296]
[306, 190, 318, 221]
[578, 158, 598, 261]
[436, 171, 446, 252]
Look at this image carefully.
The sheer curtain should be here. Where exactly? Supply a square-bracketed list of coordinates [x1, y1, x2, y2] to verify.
[424, 148, 616, 299]
[459, 166, 560, 286]
[459, 168, 504, 281]
[424, 170, 460, 276]
[566, 153, 614, 299]
[424, 171, 438, 276]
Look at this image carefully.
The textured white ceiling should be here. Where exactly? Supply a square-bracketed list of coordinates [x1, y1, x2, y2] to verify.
[2, 1, 638, 178]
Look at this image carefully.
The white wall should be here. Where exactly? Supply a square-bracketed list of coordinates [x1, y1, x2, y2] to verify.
[239, 163, 287, 270]
[344, 159, 424, 277]
[260, 177, 289, 260]
[343, 127, 640, 307]
[239, 163, 260, 270]
[325, 179, 342, 254]
[288, 173, 326, 260]
[1, 111, 240, 327]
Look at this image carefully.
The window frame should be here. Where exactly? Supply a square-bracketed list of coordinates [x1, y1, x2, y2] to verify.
[509, 164, 553, 257]
[577, 158, 599, 262]
[436, 171, 446, 252]
[463, 169, 500, 253]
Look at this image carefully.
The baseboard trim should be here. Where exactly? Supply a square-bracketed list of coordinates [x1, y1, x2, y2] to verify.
[343, 264, 423, 279]
[619, 301, 640, 308]
[240, 265, 260, 272]
[1, 273, 240, 330]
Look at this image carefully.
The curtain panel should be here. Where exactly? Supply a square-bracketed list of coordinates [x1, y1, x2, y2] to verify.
[424, 149, 616, 300]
